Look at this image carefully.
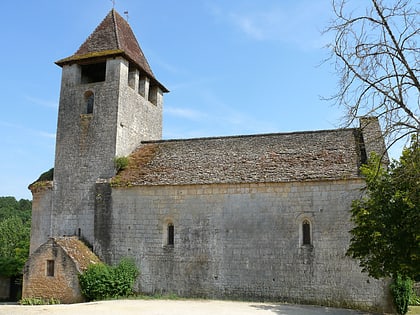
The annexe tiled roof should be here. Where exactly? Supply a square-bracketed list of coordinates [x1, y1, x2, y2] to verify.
[54, 237, 101, 273]
[113, 128, 365, 187]
[56, 9, 167, 92]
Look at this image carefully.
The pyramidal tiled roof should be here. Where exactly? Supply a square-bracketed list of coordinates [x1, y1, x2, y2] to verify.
[56, 9, 167, 91]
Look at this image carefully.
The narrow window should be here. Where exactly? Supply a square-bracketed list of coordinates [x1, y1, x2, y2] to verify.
[302, 220, 311, 245]
[46, 260, 55, 277]
[139, 76, 149, 98]
[128, 63, 137, 89]
[84, 91, 94, 114]
[167, 223, 174, 246]
[148, 85, 158, 105]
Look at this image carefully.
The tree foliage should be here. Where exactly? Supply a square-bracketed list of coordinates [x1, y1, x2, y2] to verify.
[0, 197, 32, 277]
[0, 196, 31, 222]
[347, 138, 420, 280]
[325, 0, 419, 148]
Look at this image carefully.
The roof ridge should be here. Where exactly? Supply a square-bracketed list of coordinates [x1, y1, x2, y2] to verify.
[142, 128, 358, 144]
[111, 9, 121, 50]
[56, 9, 168, 92]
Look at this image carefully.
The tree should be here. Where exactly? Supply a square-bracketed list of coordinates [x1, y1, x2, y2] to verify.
[347, 137, 420, 280]
[0, 216, 31, 276]
[324, 0, 419, 149]
[0, 197, 32, 277]
[0, 196, 31, 222]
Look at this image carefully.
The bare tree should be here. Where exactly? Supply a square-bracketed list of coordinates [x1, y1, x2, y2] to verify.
[324, 0, 419, 149]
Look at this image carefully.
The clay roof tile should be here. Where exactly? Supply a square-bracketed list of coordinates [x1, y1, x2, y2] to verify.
[113, 128, 366, 187]
[56, 9, 167, 92]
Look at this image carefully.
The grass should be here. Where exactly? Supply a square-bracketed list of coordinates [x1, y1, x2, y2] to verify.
[408, 306, 420, 315]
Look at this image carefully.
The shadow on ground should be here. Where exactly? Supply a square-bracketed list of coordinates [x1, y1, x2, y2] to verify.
[250, 303, 379, 315]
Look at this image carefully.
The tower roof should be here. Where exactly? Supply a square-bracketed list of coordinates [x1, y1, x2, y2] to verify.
[56, 9, 167, 92]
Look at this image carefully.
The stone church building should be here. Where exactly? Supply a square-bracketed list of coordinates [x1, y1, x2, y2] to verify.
[23, 9, 392, 311]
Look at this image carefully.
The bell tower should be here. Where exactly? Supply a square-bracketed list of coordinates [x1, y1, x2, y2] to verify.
[51, 9, 168, 245]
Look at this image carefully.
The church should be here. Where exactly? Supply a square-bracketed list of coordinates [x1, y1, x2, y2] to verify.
[23, 9, 392, 311]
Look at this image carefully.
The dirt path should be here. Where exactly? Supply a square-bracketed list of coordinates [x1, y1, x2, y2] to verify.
[0, 299, 379, 315]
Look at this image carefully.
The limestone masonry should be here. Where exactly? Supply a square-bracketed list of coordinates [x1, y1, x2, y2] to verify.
[24, 9, 392, 312]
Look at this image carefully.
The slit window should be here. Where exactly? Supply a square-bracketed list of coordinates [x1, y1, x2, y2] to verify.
[84, 91, 94, 114]
[148, 85, 158, 105]
[167, 223, 174, 246]
[302, 220, 311, 245]
[81, 62, 106, 84]
[46, 260, 55, 277]
[139, 76, 148, 97]
[128, 63, 137, 89]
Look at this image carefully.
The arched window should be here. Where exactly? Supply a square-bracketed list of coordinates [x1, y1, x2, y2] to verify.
[84, 91, 94, 114]
[167, 223, 174, 246]
[302, 220, 311, 245]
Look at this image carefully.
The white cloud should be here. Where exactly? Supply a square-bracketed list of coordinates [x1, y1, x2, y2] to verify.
[39, 131, 56, 139]
[165, 106, 208, 121]
[0, 120, 56, 140]
[25, 96, 58, 109]
[230, 13, 266, 40]
[211, 1, 332, 49]
[165, 86, 278, 139]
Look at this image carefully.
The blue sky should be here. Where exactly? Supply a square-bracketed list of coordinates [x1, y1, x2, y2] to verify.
[0, 0, 383, 200]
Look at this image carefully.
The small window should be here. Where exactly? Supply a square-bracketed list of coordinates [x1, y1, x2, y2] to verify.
[84, 91, 94, 114]
[167, 223, 174, 246]
[139, 75, 150, 98]
[128, 63, 137, 89]
[81, 62, 106, 84]
[148, 85, 158, 105]
[46, 260, 55, 277]
[302, 220, 311, 245]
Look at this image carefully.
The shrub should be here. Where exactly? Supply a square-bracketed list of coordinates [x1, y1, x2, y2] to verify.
[78, 263, 112, 301]
[410, 294, 420, 306]
[112, 257, 140, 297]
[390, 275, 413, 315]
[37, 168, 54, 181]
[79, 258, 139, 301]
[114, 156, 129, 172]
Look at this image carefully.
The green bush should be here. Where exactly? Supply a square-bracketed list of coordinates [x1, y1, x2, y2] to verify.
[112, 257, 140, 297]
[37, 168, 54, 181]
[79, 258, 139, 301]
[390, 275, 413, 315]
[410, 291, 420, 306]
[114, 156, 129, 172]
[78, 263, 112, 301]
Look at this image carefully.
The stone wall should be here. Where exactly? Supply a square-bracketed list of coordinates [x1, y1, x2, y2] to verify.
[359, 117, 389, 164]
[22, 239, 84, 303]
[116, 59, 163, 157]
[29, 183, 53, 253]
[52, 56, 162, 246]
[94, 180, 392, 312]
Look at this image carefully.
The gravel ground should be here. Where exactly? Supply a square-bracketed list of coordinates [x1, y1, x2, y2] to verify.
[0, 299, 380, 315]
